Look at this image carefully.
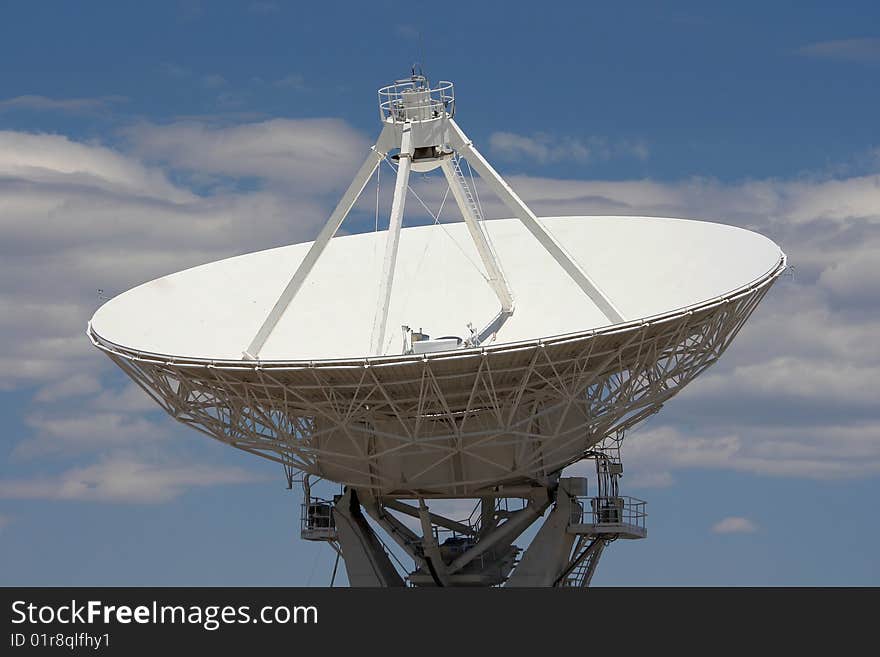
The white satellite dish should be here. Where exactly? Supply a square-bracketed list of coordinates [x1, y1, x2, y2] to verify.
[88, 72, 786, 587]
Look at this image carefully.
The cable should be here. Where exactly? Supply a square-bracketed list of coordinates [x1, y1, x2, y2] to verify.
[381, 157, 489, 281]
[375, 158, 380, 233]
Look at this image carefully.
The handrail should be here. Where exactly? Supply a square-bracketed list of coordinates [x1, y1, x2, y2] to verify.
[570, 495, 647, 530]
[378, 79, 455, 123]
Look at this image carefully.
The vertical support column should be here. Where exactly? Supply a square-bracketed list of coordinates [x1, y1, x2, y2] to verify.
[244, 125, 395, 359]
[440, 158, 514, 313]
[332, 488, 405, 587]
[417, 498, 450, 586]
[479, 496, 496, 536]
[506, 489, 577, 587]
[371, 123, 414, 355]
[447, 119, 625, 325]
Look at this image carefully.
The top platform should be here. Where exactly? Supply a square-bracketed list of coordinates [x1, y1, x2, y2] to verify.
[89, 216, 784, 363]
[378, 75, 454, 123]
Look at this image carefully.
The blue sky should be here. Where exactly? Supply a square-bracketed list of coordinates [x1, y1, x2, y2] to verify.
[1, 0, 878, 585]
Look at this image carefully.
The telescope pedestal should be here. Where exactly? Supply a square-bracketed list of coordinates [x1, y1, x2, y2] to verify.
[302, 476, 646, 588]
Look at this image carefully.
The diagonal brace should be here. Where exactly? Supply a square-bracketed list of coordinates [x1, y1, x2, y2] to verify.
[447, 118, 625, 325]
[243, 125, 396, 359]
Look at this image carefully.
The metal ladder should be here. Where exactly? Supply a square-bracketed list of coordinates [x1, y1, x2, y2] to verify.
[451, 156, 484, 222]
[561, 540, 607, 587]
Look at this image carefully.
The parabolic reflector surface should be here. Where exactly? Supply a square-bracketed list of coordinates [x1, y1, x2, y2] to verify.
[90, 216, 783, 362]
[88, 215, 784, 495]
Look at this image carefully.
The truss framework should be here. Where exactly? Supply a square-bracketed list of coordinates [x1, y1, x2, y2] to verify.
[88, 255, 783, 497]
[299, 475, 645, 587]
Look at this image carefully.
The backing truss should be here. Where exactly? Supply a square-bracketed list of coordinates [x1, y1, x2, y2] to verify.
[88, 257, 783, 498]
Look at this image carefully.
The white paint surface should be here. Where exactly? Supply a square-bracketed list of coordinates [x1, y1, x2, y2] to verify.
[90, 216, 784, 361]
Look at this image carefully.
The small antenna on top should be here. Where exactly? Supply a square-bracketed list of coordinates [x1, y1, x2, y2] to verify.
[410, 26, 426, 83]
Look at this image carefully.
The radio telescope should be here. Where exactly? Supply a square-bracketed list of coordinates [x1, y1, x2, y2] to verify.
[88, 71, 786, 586]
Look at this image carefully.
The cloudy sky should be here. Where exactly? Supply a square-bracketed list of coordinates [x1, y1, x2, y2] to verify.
[1, 1, 878, 586]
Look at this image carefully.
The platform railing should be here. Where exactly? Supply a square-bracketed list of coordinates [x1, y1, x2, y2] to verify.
[378, 79, 455, 123]
[300, 497, 337, 540]
[570, 495, 647, 530]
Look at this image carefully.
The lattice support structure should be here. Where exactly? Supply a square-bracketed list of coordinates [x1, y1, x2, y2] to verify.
[88, 260, 783, 499]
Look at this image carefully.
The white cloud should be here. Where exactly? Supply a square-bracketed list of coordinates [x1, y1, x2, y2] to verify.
[160, 62, 190, 79]
[818, 248, 880, 305]
[484, 173, 880, 226]
[0, 458, 265, 503]
[34, 373, 102, 403]
[688, 357, 879, 408]
[201, 74, 227, 89]
[0, 131, 190, 200]
[618, 423, 880, 481]
[274, 74, 306, 90]
[16, 412, 168, 456]
[0, 95, 127, 114]
[489, 131, 649, 165]
[712, 517, 758, 534]
[623, 471, 676, 489]
[796, 38, 880, 65]
[122, 118, 370, 191]
[90, 382, 159, 413]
